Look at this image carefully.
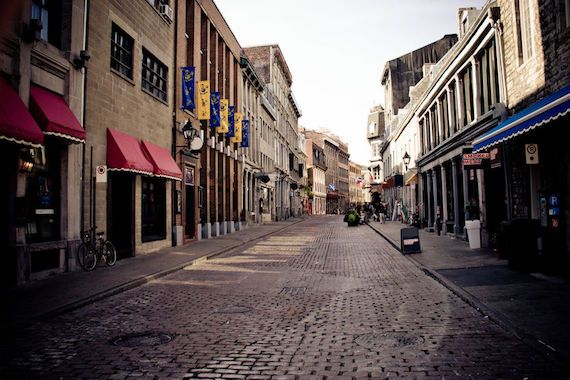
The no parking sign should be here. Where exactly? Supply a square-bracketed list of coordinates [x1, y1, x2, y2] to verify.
[96, 165, 107, 183]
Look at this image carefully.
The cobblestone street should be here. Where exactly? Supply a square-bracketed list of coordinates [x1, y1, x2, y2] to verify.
[1, 216, 567, 379]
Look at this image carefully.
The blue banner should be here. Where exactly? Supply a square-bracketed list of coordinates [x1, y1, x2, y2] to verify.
[210, 92, 220, 128]
[226, 106, 235, 139]
[240, 120, 249, 147]
[181, 67, 195, 111]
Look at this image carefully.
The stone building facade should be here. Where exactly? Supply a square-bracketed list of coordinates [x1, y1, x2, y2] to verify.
[473, 0, 570, 271]
[84, 0, 177, 258]
[1, 0, 86, 286]
[240, 54, 264, 225]
[304, 138, 327, 215]
[304, 129, 350, 214]
[244, 45, 302, 221]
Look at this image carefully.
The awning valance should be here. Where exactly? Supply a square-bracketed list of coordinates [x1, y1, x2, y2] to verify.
[141, 140, 182, 181]
[29, 86, 85, 143]
[473, 85, 570, 152]
[0, 78, 44, 147]
[107, 128, 154, 175]
[404, 169, 418, 186]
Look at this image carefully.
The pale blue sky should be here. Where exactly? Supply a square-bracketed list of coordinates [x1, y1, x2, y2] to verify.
[215, 0, 488, 165]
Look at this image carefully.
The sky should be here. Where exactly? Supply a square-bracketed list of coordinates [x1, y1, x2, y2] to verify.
[215, 0, 488, 166]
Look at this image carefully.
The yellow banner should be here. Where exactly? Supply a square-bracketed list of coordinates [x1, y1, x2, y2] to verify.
[197, 81, 210, 120]
[217, 99, 229, 133]
[231, 112, 242, 144]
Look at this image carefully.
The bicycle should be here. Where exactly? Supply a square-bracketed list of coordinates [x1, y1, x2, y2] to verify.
[77, 226, 117, 271]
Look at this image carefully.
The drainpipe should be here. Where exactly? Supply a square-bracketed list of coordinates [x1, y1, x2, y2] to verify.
[171, 0, 178, 247]
[80, 0, 89, 233]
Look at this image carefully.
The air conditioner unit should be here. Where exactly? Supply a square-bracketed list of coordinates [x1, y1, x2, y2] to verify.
[159, 4, 173, 22]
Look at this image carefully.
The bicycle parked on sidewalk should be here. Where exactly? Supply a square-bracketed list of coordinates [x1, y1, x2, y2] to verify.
[77, 226, 117, 271]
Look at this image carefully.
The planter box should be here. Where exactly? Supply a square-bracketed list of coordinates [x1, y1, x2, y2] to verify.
[465, 219, 481, 249]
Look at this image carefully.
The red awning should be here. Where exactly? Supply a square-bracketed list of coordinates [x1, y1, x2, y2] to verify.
[0, 78, 44, 147]
[141, 140, 182, 180]
[107, 128, 154, 175]
[29, 85, 85, 143]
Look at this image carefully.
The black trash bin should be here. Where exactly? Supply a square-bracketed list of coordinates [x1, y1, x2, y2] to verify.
[501, 218, 540, 271]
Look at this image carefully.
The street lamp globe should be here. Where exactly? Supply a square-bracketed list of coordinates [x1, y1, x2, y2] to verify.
[403, 151, 411, 171]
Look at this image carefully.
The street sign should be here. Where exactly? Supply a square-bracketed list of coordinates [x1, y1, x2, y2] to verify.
[525, 144, 539, 164]
[96, 165, 107, 183]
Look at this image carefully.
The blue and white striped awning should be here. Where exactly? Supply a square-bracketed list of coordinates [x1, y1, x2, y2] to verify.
[473, 84, 570, 152]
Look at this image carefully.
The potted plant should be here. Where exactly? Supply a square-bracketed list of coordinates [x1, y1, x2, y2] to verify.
[344, 209, 360, 227]
[464, 200, 481, 249]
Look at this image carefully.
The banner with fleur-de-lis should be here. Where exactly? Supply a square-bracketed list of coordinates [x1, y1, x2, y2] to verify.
[181, 67, 195, 111]
[217, 99, 229, 134]
[231, 112, 242, 144]
[210, 92, 220, 128]
[240, 119, 249, 147]
[226, 106, 235, 139]
[197, 81, 210, 120]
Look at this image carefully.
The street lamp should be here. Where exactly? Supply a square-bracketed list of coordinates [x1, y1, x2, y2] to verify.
[177, 120, 203, 155]
[403, 151, 410, 171]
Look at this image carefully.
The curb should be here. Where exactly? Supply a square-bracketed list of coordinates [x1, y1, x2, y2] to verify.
[8, 218, 307, 330]
[366, 222, 568, 363]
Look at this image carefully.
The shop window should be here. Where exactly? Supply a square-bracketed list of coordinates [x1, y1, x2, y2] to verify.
[31, 0, 63, 49]
[17, 145, 61, 244]
[141, 178, 166, 242]
[110, 23, 134, 79]
[142, 48, 168, 102]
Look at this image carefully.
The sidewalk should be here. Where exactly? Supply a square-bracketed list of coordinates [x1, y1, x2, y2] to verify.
[0, 218, 304, 330]
[368, 220, 570, 361]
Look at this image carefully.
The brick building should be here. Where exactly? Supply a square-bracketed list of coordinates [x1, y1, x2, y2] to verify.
[1, 1, 86, 286]
[174, 0, 244, 242]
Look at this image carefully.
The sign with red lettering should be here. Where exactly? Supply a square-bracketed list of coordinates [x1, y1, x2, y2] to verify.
[463, 152, 490, 167]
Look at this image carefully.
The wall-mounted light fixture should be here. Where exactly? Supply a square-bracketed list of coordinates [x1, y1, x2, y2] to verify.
[177, 120, 203, 155]
[403, 151, 411, 171]
[73, 50, 91, 69]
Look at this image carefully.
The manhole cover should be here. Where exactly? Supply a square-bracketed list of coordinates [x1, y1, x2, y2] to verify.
[215, 306, 253, 314]
[112, 332, 173, 347]
[354, 332, 424, 350]
[280, 287, 306, 295]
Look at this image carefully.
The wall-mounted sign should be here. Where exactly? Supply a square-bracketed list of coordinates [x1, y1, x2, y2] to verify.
[525, 144, 539, 164]
[96, 165, 107, 183]
[463, 152, 490, 167]
[185, 167, 195, 186]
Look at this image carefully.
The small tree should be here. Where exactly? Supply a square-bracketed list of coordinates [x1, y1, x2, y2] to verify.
[465, 200, 480, 220]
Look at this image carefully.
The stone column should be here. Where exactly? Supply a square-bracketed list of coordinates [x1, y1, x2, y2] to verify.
[441, 164, 448, 234]
[433, 166, 440, 229]
[427, 170, 433, 228]
[452, 159, 461, 236]
[463, 163, 470, 239]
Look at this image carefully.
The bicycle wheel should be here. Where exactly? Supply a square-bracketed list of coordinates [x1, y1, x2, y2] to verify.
[102, 241, 117, 266]
[77, 242, 97, 271]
